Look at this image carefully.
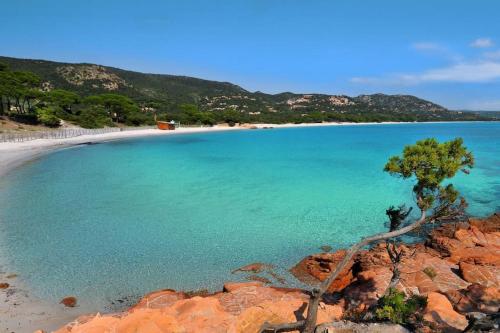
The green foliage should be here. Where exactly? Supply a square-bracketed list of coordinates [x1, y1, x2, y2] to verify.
[77, 105, 114, 128]
[44, 89, 80, 112]
[375, 289, 427, 324]
[219, 109, 242, 126]
[177, 104, 216, 125]
[384, 138, 474, 211]
[423, 267, 437, 280]
[84, 93, 140, 122]
[36, 107, 61, 127]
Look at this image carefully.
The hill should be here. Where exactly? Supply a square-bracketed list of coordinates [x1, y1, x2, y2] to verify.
[0, 55, 491, 123]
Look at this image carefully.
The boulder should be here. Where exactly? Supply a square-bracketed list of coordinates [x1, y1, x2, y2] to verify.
[399, 252, 469, 294]
[342, 267, 392, 311]
[0, 282, 9, 289]
[290, 250, 355, 292]
[459, 261, 499, 287]
[443, 285, 500, 315]
[423, 292, 468, 333]
[60, 296, 77, 307]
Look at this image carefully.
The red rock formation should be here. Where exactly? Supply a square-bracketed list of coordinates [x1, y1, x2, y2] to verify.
[423, 292, 468, 333]
[290, 250, 355, 292]
[51, 213, 499, 333]
[54, 284, 343, 333]
[290, 213, 499, 320]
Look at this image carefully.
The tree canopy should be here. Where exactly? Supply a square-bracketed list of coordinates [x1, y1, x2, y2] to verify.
[384, 137, 474, 215]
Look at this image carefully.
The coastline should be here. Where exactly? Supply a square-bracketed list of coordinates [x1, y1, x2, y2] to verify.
[0, 120, 496, 332]
[2, 120, 493, 178]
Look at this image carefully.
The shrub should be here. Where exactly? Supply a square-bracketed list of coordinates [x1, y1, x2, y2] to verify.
[36, 107, 61, 127]
[77, 106, 113, 128]
[375, 288, 427, 325]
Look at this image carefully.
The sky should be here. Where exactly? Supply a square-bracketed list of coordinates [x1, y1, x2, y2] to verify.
[1, 0, 500, 110]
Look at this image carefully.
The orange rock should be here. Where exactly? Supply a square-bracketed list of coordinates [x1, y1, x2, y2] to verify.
[459, 261, 499, 287]
[170, 297, 236, 332]
[0, 282, 9, 289]
[115, 309, 184, 333]
[343, 267, 392, 310]
[131, 289, 187, 311]
[290, 250, 355, 292]
[236, 299, 303, 333]
[60, 296, 77, 307]
[223, 281, 263, 292]
[451, 247, 500, 266]
[399, 252, 469, 294]
[423, 292, 468, 333]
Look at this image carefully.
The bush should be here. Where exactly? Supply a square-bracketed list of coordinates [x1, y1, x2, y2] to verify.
[36, 107, 61, 127]
[77, 106, 113, 128]
[375, 288, 427, 325]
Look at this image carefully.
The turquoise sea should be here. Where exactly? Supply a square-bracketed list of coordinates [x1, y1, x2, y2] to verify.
[0, 122, 499, 309]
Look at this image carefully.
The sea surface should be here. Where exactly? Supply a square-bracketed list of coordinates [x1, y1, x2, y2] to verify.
[0, 122, 499, 309]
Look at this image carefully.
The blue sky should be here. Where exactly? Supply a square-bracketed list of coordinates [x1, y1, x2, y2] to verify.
[1, 0, 500, 110]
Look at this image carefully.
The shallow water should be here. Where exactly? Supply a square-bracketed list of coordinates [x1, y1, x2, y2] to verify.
[0, 122, 499, 309]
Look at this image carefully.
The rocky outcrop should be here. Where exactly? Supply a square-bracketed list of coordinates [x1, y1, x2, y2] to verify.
[290, 213, 499, 327]
[52, 213, 499, 333]
[290, 250, 355, 292]
[423, 292, 468, 332]
[54, 282, 343, 333]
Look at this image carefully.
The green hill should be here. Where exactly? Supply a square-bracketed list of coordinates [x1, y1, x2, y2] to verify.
[0, 55, 490, 123]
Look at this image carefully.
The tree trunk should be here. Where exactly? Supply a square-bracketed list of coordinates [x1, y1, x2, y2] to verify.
[302, 289, 321, 333]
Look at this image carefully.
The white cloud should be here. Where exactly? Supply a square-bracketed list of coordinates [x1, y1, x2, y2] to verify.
[470, 38, 494, 48]
[483, 50, 500, 59]
[350, 61, 500, 86]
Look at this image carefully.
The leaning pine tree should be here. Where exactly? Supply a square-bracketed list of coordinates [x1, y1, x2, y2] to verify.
[260, 137, 474, 333]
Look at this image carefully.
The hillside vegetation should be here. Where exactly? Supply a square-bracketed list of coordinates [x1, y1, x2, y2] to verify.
[0, 56, 492, 128]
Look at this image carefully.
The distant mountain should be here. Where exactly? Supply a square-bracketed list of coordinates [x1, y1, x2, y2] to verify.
[0, 56, 488, 122]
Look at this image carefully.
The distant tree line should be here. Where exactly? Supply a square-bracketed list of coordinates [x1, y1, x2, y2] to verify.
[0, 62, 491, 129]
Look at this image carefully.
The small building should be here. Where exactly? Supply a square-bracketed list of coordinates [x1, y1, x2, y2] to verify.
[157, 120, 178, 130]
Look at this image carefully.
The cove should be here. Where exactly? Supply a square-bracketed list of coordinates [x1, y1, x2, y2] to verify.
[0, 122, 499, 310]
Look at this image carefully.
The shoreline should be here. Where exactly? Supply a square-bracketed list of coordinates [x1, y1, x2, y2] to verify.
[0, 120, 496, 332]
[2, 120, 496, 178]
